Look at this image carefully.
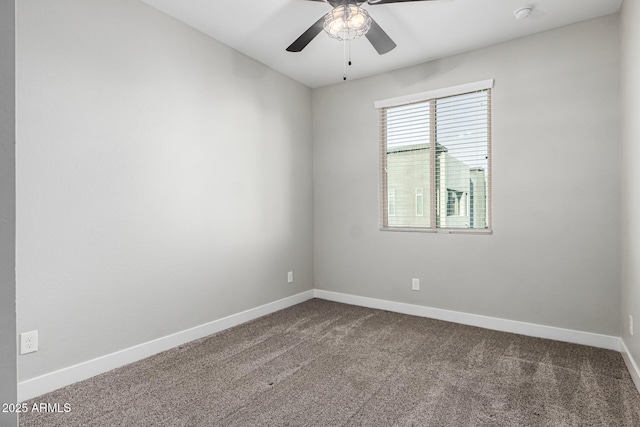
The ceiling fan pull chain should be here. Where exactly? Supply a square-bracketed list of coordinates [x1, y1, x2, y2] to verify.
[348, 40, 352, 66]
[343, 38, 347, 81]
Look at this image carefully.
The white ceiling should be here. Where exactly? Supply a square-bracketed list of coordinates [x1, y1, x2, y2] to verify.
[140, 0, 622, 88]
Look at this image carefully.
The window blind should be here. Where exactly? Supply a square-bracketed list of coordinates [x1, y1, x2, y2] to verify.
[378, 83, 492, 233]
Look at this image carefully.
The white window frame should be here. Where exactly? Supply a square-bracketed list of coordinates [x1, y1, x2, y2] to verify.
[376, 80, 494, 234]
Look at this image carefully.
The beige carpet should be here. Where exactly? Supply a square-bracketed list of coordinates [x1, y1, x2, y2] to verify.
[20, 299, 640, 426]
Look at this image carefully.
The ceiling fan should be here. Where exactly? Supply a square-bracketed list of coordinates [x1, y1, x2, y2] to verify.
[286, 0, 444, 55]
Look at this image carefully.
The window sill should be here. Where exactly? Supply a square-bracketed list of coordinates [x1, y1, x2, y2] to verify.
[379, 227, 493, 235]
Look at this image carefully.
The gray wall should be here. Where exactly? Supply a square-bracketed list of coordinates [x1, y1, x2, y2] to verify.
[14, 0, 629, 393]
[620, 0, 640, 368]
[0, 0, 17, 424]
[313, 15, 621, 335]
[16, 0, 313, 381]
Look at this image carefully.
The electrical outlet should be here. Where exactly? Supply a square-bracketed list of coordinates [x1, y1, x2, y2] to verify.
[630, 315, 634, 336]
[287, 271, 293, 284]
[412, 278, 420, 291]
[20, 330, 39, 355]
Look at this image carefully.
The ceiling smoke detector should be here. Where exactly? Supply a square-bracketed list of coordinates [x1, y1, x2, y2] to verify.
[514, 7, 533, 20]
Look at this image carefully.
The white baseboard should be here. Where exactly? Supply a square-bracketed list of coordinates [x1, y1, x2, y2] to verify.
[19, 289, 633, 402]
[319, 287, 638, 394]
[621, 339, 640, 394]
[18, 290, 315, 402]
[313, 289, 622, 351]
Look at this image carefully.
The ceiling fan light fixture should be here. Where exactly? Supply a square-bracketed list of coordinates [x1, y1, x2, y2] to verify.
[323, 5, 372, 41]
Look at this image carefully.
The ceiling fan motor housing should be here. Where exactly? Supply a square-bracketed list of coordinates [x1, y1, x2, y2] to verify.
[324, 5, 373, 41]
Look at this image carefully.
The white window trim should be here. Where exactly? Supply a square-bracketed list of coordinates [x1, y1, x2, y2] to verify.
[377, 79, 494, 235]
[374, 79, 494, 109]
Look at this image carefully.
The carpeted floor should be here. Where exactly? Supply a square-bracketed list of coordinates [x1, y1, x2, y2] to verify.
[19, 299, 640, 426]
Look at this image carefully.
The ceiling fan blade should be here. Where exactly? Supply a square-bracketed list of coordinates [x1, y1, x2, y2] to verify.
[286, 16, 326, 52]
[368, 0, 446, 4]
[365, 18, 396, 55]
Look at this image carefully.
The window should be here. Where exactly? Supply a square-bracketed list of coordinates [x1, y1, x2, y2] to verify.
[376, 80, 492, 233]
[447, 189, 462, 216]
[415, 188, 424, 217]
[388, 189, 396, 217]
